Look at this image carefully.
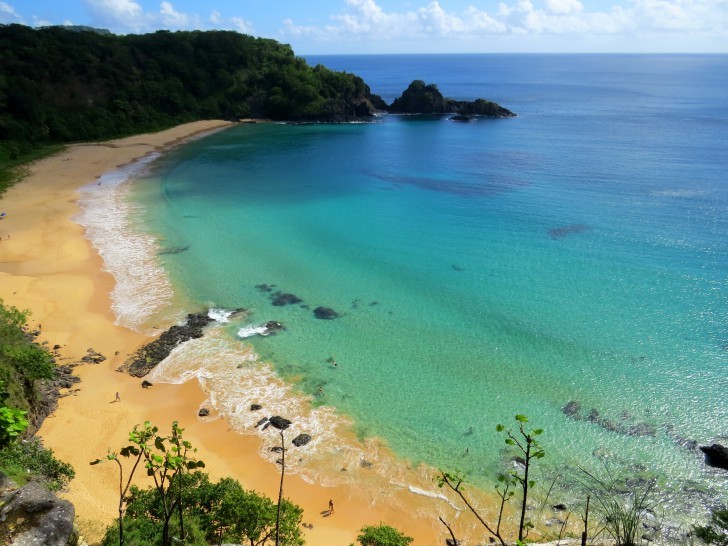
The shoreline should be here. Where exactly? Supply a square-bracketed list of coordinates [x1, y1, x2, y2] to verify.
[0, 121, 450, 545]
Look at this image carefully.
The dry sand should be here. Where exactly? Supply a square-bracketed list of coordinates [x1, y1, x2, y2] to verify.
[0, 121, 450, 545]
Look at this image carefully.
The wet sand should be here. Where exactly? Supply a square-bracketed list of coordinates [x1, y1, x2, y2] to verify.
[0, 121, 449, 545]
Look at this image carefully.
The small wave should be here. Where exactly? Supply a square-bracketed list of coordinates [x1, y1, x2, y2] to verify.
[651, 189, 708, 198]
[407, 484, 455, 504]
[74, 154, 176, 332]
[208, 308, 234, 323]
[237, 324, 270, 338]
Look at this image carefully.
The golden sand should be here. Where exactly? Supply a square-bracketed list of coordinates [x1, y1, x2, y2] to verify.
[0, 121, 455, 545]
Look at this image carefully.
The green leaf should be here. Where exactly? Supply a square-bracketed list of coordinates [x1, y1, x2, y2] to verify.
[505, 438, 516, 445]
[515, 414, 529, 423]
[533, 428, 543, 435]
[495, 424, 504, 432]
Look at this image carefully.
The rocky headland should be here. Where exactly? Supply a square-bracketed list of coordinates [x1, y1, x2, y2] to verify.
[387, 79, 516, 118]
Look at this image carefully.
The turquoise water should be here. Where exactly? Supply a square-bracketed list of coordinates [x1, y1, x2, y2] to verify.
[112, 55, 726, 520]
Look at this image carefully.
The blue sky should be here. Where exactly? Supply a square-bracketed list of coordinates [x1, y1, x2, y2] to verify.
[2, 0, 726, 54]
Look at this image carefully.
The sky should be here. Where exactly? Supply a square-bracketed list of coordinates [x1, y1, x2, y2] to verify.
[1, 0, 726, 54]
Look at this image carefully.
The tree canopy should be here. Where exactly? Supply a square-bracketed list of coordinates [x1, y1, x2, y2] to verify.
[0, 24, 385, 162]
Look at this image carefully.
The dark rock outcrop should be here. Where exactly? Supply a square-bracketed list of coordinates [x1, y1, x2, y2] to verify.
[264, 321, 284, 334]
[268, 416, 292, 431]
[250, 404, 263, 411]
[389, 80, 515, 118]
[0, 479, 76, 546]
[141, 380, 153, 389]
[80, 347, 106, 364]
[198, 408, 210, 417]
[30, 365, 81, 436]
[118, 312, 214, 377]
[292, 434, 312, 447]
[313, 307, 339, 320]
[700, 443, 728, 470]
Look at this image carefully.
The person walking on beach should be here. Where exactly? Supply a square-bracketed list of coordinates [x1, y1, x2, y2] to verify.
[115, 392, 121, 402]
[328, 499, 334, 514]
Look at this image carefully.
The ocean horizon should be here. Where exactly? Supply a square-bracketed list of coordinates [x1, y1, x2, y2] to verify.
[76, 53, 728, 535]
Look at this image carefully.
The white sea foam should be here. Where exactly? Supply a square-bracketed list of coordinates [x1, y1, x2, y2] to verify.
[237, 324, 270, 338]
[208, 308, 234, 323]
[75, 154, 176, 333]
[651, 189, 709, 198]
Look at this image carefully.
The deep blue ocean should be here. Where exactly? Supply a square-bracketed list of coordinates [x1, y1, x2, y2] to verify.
[80, 54, 727, 529]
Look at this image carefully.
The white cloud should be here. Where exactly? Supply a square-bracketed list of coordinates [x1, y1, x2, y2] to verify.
[231, 16, 254, 34]
[159, 1, 193, 28]
[543, 0, 583, 15]
[0, 1, 24, 24]
[82, 0, 146, 31]
[281, 0, 728, 48]
[81, 0, 254, 34]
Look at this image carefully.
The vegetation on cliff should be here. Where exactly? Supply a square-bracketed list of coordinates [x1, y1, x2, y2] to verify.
[0, 24, 385, 167]
[0, 300, 74, 490]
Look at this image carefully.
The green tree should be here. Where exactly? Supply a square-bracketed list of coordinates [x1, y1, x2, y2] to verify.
[438, 414, 545, 546]
[91, 421, 155, 546]
[92, 420, 205, 546]
[355, 524, 414, 546]
[496, 413, 545, 542]
[110, 472, 304, 546]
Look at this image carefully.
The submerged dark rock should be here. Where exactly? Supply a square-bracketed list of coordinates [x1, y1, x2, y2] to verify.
[314, 306, 339, 320]
[562, 400, 581, 417]
[271, 292, 303, 306]
[256, 283, 276, 293]
[158, 245, 190, 255]
[250, 404, 263, 411]
[118, 312, 215, 377]
[198, 408, 210, 417]
[561, 400, 656, 437]
[548, 224, 589, 239]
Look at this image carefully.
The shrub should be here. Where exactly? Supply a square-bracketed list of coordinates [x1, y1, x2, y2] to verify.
[0, 437, 75, 490]
[356, 524, 414, 546]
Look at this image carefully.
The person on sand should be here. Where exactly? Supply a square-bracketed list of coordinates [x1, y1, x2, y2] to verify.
[328, 499, 334, 514]
[115, 392, 121, 402]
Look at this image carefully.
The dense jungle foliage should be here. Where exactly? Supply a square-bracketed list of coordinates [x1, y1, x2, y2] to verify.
[0, 24, 385, 165]
[0, 299, 74, 489]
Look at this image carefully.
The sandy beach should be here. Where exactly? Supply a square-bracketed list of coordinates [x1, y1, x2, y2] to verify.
[0, 121, 451, 545]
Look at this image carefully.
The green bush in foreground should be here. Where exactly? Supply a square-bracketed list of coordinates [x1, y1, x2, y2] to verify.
[0, 437, 75, 491]
[355, 524, 414, 546]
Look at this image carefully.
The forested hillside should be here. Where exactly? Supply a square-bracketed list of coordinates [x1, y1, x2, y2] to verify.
[0, 24, 386, 161]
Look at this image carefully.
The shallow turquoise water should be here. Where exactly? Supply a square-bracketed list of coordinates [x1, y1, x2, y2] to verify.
[123, 55, 727, 517]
